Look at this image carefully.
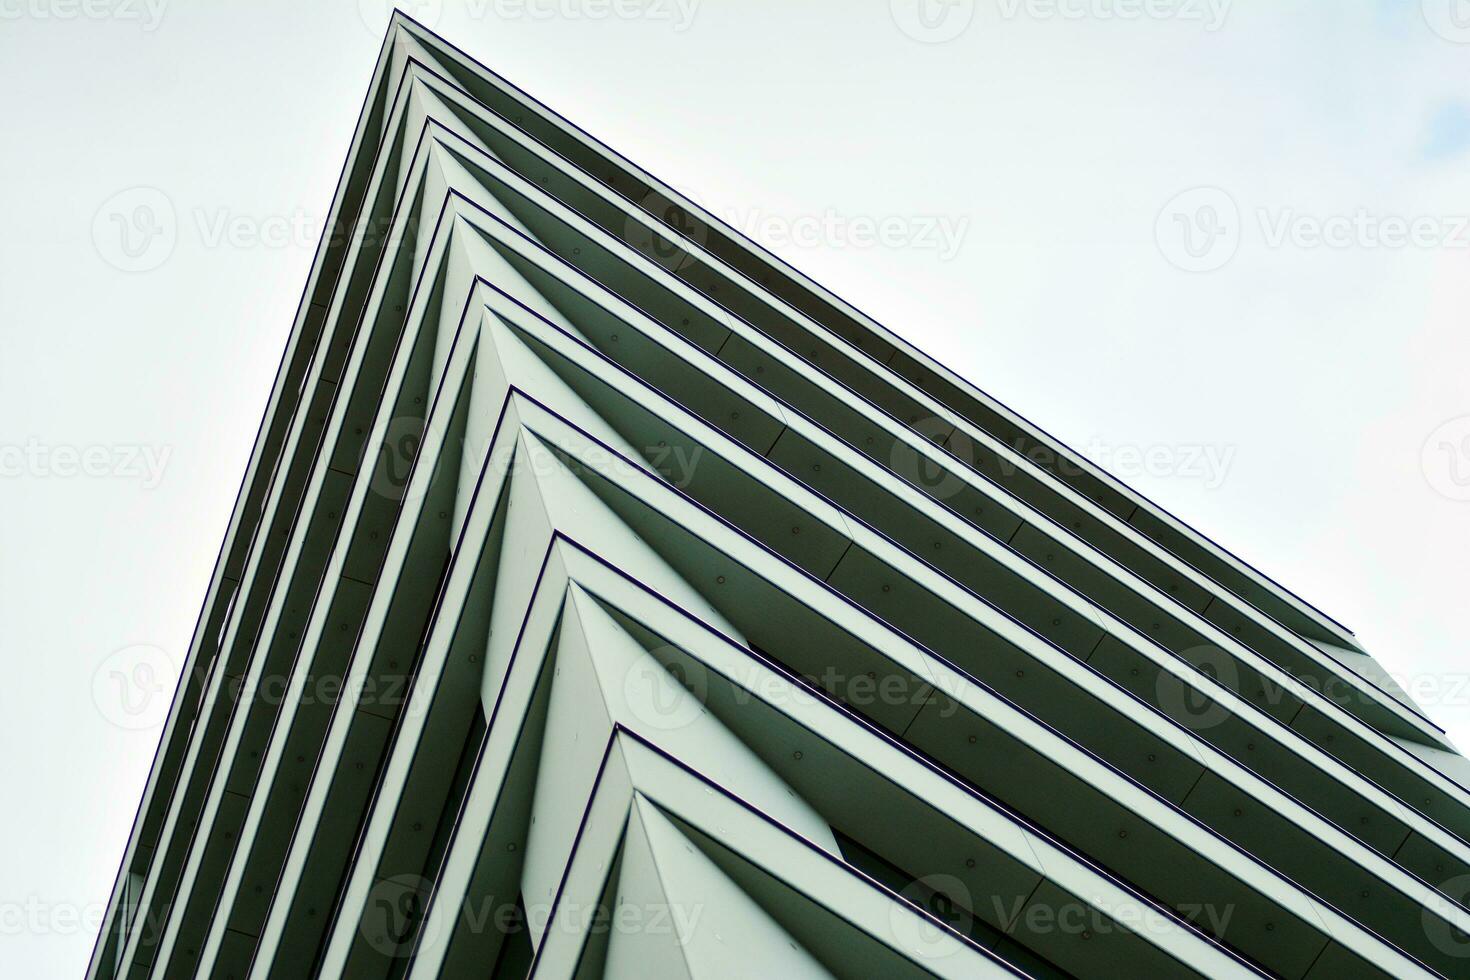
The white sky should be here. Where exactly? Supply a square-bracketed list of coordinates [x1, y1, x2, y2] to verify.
[2, 1, 1468, 975]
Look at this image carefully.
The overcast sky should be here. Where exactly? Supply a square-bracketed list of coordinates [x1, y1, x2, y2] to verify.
[3, 1, 1469, 975]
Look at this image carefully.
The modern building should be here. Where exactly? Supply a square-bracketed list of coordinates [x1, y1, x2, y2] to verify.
[91, 14, 1470, 979]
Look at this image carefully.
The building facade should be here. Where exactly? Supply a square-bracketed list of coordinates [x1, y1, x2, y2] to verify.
[90, 15, 1470, 979]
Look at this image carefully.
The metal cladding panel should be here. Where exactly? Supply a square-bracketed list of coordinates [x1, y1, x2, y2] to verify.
[89, 15, 1470, 980]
